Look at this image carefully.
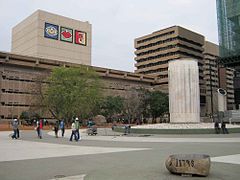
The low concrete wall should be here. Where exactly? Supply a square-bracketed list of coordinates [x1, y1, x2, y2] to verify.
[113, 127, 240, 134]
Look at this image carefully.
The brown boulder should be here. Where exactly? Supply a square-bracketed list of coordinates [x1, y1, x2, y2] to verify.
[165, 154, 211, 176]
[93, 115, 106, 125]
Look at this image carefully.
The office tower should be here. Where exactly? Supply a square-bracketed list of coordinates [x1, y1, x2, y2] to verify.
[216, 0, 240, 109]
[134, 26, 206, 115]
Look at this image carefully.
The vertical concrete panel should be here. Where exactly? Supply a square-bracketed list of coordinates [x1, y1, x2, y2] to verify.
[169, 59, 200, 123]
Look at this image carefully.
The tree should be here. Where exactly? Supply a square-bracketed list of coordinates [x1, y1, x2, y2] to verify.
[19, 111, 41, 125]
[100, 96, 124, 122]
[123, 88, 146, 124]
[43, 66, 102, 123]
[147, 91, 169, 123]
[29, 72, 49, 119]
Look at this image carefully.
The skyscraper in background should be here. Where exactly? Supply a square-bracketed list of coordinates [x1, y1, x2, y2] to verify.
[134, 26, 206, 114]
[216, 0, 240, 109]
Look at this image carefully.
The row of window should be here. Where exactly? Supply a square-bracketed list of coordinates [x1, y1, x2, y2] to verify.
[206, 85, 219, 89]
[136, 44, 177, 56]
[137, 37, 178, 50]
[204, 73, 218, 77]
[1, 89, 38, 95]
[136, 43, 203, 57]
[2, 75, 47, 83]
[0, 102, 30, 107]
[136, 36, 202, 50]
[3, 76, 35, 82]
[136, 52, 176, 63]
[204, 57, 218, 62]
[140, 68, 169, 76]
[205, 79, 218, 83]
[137, 31, 175, 44]
[158, 75, 168, 79]
[136, 50, 202, 63]
[138, 61, 203, 74]
[2, 75, 35, 82]
[204, 53, 218, 58]
[137, 60, 169, 69]
[204, 67, 218, 72]
[204, 68, 218, 73]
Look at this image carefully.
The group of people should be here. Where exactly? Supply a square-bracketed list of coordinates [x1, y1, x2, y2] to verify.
[10, 116, 99, 141]
[9, 116, 85, 141]
[34, 119, 66, 139]
[10, 118, 66, 140]
[52, 120, 65, 138]
[214, 121, 229, 134]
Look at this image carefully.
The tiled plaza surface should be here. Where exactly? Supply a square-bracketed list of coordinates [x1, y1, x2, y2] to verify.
[0, 128, 240, 180]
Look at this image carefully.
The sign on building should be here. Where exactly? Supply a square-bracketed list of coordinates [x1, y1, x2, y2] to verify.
[60, 27, 73, 43]
[44, 22, 87, 46]
[44, 23, 59, 40]
[75, 30, 87, 46]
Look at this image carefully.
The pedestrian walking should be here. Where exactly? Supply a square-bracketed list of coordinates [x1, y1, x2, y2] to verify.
[75, 117, 81, 140]
[54, 120, 59, 138]
[69, 120, 77, 141]
[60, 119, 65, 137]
[221, 121, 229, 134]
[214, 121, 220, 134]
[11, 118, 20, 139]
[38, 119, 43, 139]
[36, 120, 40, 138]
[124, 124, 131, 135]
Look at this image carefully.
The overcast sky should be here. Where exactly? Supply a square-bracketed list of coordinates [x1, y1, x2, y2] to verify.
[0, 0, 218, 72]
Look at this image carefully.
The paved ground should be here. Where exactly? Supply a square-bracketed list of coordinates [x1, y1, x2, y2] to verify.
[0, 128, 240, 180]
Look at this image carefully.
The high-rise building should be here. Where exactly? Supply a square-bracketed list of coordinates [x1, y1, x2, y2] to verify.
[203, 41, 219, 115]
[134, 26, 206, 115]
[216, 0, 240, 109]
[11, 10, 92, 65]
[216, 0, 240, 59]
[203, 41, 235, 115]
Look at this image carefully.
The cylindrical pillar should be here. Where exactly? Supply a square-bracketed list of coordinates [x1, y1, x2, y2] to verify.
[169, 59, 200, 123]
[217, 88, 227, 112]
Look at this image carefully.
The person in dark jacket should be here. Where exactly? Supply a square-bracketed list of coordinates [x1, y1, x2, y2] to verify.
[214, 121, 220, 134]
[221, 121, 229, 134]
[54, 121, 59, 138]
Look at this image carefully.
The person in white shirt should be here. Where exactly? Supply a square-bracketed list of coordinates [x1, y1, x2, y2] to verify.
[69, 120, 77, 141]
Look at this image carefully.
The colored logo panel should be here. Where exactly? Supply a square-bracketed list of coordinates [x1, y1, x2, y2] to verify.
[60, 27, 73, 43]
[44, 23, 59, 40]
[75, 30, 87, 46]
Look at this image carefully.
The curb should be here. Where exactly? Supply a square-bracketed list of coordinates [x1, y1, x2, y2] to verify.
[113, 127, 240, 134]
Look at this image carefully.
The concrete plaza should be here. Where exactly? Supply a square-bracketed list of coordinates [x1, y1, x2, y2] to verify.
[0, 128, 240, 180]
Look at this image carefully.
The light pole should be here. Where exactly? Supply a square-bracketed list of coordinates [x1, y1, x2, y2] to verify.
[209, 62, 214, 121]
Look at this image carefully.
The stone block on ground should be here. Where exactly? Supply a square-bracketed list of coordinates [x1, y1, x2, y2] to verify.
[165, 154, 211, 176]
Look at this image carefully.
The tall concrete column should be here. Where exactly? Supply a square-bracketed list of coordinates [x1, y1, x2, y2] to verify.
[168, 59, 200, 123]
